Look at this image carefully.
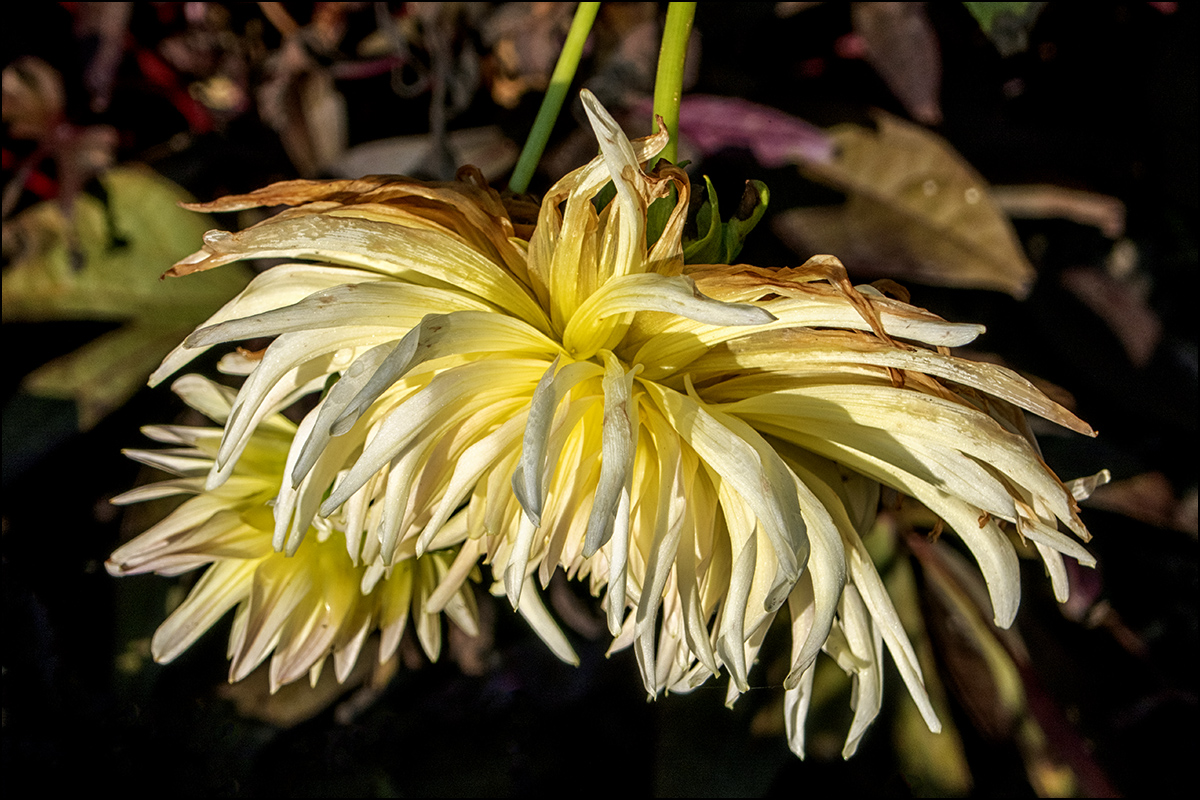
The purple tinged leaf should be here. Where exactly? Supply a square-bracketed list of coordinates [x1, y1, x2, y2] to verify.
[674, 95, 834, 167]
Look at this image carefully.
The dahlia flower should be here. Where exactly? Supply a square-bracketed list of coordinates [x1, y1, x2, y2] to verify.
[119, 90, 1102, 756]
[107, 374, 478, 692]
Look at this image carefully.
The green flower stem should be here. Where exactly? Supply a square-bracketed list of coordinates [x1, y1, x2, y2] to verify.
[508, 2, 601, 194]
[651, 2, 696, 165]
[644, 3, 695, 247]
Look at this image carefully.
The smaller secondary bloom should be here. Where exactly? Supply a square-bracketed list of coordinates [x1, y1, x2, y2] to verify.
[107, 374, 478, 692]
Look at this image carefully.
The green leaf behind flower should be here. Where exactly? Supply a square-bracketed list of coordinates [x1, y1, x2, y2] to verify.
[963, 2, 1047, 57]
[2, 166, 253, 428]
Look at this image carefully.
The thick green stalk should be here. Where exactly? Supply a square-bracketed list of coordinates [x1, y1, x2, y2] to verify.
[508, 2, 601, 194]
[651, 2, 696, 165]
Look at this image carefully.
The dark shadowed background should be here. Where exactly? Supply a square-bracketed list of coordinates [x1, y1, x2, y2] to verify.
[4, 3, 1195, 796]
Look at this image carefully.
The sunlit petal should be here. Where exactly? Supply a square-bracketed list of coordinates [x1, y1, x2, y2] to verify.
[114, 91, 1099, 759]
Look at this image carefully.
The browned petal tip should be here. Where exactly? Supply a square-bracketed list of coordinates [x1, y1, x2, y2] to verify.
[163, 249, 219, 278]
[1048, 409, 1096, 438]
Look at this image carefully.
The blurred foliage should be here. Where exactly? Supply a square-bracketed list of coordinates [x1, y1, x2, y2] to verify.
[964, 2, 1048, 56]
[3, 166, 252, 428]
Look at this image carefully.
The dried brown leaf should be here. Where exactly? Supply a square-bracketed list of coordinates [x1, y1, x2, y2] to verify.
[1060, 266, 1161, 367]
[333, 126, 517, 183]
[258, 39, 348, 177]
[587, 2, 667, 108]
[852, 2, 942, 125]
[778, 112, 1036, 297]
[2, 56, 65, 139]
[480, 2, 575, 108]
[73, 2, 133, 112]
[1085, 471, 1198, 535]
[991, 184, 1126, 238]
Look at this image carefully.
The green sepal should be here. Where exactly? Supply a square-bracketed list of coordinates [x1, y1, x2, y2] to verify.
[722, 179, 770, 262]
[682, 175, 724, 264]
[683, 177, 770, 264]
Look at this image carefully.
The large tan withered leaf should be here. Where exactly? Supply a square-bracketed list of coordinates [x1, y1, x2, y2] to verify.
[776, 112, 1035, 298]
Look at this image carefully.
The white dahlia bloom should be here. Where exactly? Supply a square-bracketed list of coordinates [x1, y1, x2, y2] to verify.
[117, 90, 1103, 756]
